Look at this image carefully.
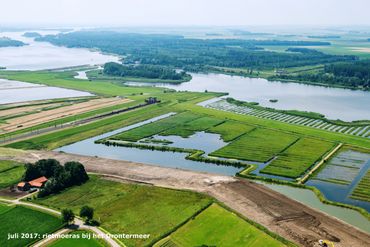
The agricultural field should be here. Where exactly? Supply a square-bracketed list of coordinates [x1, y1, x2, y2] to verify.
[155, 203, 289, 247]
[0, 205, 63, 247]
[350, 170, 370, 202]
[207, 120, 255, 142]
[313, 149, 370, 185]
[33, 176, 212, 247]
[0, 160, 24, 189]
[0, 97, 131, 134]
[0, 99, 139, 140]
[46, 230, 108, 247]
[210, 128, 298, 162]
[112, 112, 201, 142]
[160, 116, 224, 138]
[261, 138, 335, 178]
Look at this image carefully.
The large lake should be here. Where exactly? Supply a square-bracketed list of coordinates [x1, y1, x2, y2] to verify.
[0, 31, 119, 70]
[127, 73, 370, 121]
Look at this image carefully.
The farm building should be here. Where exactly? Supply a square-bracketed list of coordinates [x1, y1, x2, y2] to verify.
[17, 182, 30, 191]
[17, 176, 48, 191]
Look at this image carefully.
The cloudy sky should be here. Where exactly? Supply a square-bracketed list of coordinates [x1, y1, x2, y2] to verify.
[1, 0, 369, 27]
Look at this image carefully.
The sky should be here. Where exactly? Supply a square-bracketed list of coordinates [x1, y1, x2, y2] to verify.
[1, 0, 369, 27]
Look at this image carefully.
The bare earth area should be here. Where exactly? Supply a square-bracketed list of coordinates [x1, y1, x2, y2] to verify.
[4, 150, 370, 247]
[0, 97, 131, 133]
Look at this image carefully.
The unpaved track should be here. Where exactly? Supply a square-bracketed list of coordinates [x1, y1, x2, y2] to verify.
[9, 150, 370, 247]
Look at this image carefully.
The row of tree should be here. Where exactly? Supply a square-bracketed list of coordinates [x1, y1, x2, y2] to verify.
[62, 205, 98, 225]
[23, 159, 89, 197]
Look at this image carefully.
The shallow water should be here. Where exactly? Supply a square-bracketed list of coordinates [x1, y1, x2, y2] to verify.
[56, 113, 241, 176]
[0, 31, 119, 70]
[0, 78, 92, 104]
[127, 73, 370, 121]
[306, 150, 370, 212]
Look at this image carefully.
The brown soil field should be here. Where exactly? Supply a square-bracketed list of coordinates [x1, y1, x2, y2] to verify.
[0, 97, 131, 133]
[7, 150, 370, 247]
[0, 102, 65, 118]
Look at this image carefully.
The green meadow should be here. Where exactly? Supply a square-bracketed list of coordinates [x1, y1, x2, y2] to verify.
[261, 138, 335, 178]
[155, 204, 291, 247]
[33, 176, 212, 247]
[0, 205, 63, 247]
[210, 128, 298, 162]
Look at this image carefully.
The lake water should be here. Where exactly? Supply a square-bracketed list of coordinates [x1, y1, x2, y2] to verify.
[127, 73, 370, 121]
[0, 31, 119, 70]
[0, 78, 92, 105]
[56, 113, 241, 176]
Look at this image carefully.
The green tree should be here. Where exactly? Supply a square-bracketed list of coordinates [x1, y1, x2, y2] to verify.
[61, 209, 75, 224]
[80, 206, 94, 222]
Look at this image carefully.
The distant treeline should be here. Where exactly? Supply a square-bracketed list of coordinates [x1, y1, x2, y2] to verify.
[0, 37, 26, 47]
[273, 59, 370, 89]
[23, 32, 42, 38]
[103, 62, 190, 81]
[36, 31, 354, 70]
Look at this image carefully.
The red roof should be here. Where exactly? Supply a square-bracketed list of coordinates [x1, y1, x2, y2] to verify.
[29, 176, 48, 188]
[17, 182, 27, 187]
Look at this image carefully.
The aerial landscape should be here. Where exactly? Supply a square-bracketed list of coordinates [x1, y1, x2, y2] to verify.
[1, 0, 370, 246]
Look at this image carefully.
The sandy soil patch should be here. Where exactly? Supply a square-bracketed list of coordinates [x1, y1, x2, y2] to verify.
[0, 97, 131, 133]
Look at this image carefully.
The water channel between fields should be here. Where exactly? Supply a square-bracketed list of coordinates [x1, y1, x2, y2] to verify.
[55, 113, 370, 231]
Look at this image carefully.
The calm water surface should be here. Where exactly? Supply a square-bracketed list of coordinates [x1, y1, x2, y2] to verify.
[56, 113, 241, 176]
[0, 78, 92, 104]
[0, 31, 119, 70]
[127, 73, 370, 121]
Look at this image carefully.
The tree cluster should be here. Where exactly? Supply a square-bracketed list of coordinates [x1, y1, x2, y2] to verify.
[23, 159, 89, 197]
[0, 37, 26, 47]
[103, 62, 189, 80]
[274, 59, 370, 89]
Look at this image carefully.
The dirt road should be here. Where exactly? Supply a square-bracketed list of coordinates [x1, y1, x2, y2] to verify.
[8, 150, 370, 247]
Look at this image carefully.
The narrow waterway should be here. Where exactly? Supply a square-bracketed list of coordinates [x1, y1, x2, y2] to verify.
[56, 113, 241, 176]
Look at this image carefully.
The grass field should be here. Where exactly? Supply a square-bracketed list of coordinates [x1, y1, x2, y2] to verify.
[210, 128, 298, 162]
[350, 170, 370, 202]
[155, 204, 288, 247]
[0, 160, 24, 189]
[33, 176, 212, 247]
[160, 116, 224, 138]
[112, 112, 201, 141]
[0, 71, 163, 97]
[0, 205, 63, 247]
[46, 230, 108, 247]
[261, 138, 335, 178]
[207, 120, 255, 142]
